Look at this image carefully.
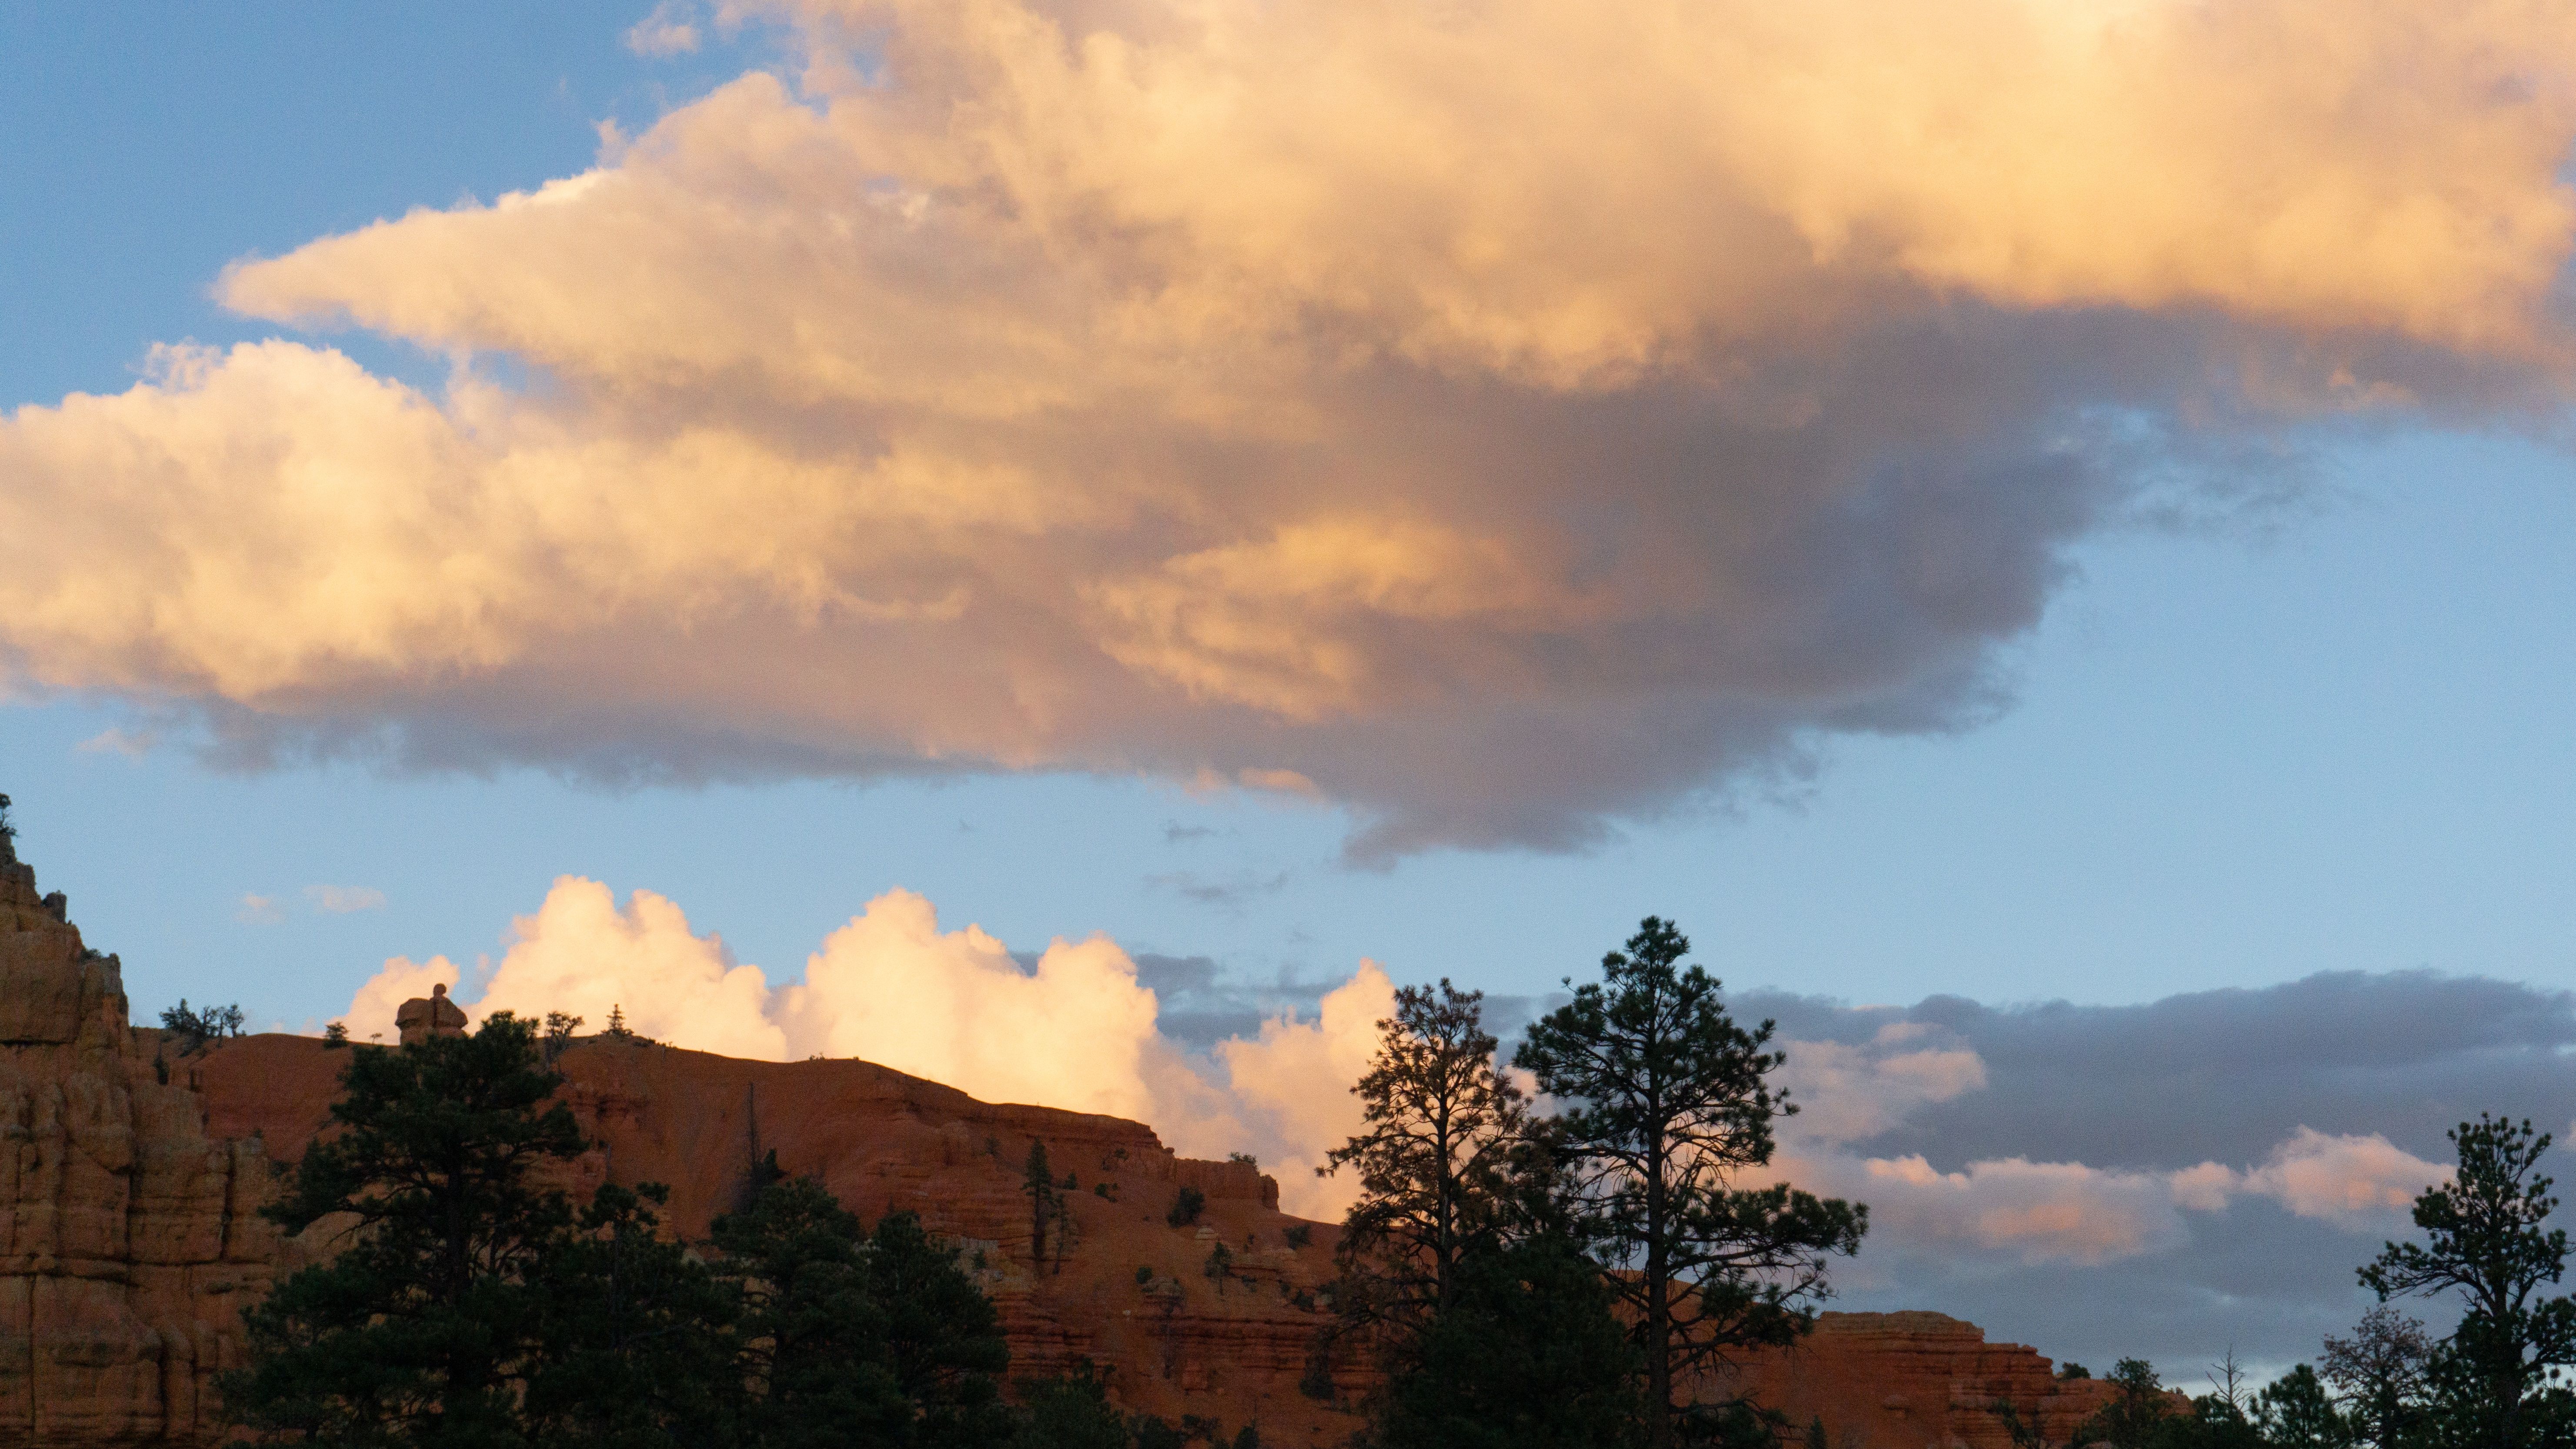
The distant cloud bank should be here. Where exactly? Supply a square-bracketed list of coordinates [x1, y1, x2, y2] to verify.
[8, 0, 2576, 854]
[337, 876, 2572, 1375]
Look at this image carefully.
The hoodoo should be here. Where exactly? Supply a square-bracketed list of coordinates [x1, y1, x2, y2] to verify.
[0, 836, 2109, 1446]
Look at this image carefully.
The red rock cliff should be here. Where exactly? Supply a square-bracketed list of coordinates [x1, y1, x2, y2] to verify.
[1, 846, 2114, 1447]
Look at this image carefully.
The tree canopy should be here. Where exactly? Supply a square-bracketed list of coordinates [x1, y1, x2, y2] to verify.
[1515, 917, 1865, 1448]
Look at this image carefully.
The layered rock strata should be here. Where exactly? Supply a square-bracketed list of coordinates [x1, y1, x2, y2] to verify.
[1718, 1311, 2120, 1449]
[0, 849, 276, 1447]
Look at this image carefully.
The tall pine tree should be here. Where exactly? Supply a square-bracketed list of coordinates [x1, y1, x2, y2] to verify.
[1516, 918, 1865, 1449]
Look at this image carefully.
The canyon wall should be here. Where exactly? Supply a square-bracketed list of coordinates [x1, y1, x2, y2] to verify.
[2, 842, 2112, 1447]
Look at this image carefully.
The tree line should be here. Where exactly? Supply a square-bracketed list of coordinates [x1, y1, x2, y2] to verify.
[1311, 916, 1865, 1449]
[219, 1014, 1248, 1448]
[2005, 1114, 2576, 1449]
[224, 915, 2573, 1449]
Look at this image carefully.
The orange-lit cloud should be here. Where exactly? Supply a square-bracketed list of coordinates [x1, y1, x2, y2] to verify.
[340, 877, 1386, 1216]
[8, 0, 2575, 850]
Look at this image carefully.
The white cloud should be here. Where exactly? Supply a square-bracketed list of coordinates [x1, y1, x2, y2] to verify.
[337, 877, 1389, 1216]
[305, 883, 388, 914]
[74, 727, 153, 758]
[331, 880, 2456, 1238]
[624, 2, 699, 57]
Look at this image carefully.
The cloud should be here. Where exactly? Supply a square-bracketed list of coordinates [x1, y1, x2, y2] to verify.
[344, 953, 455, 1043]
[305, 883, 387, 914]
[624, 2, 700, 57]
[329, 882, 2560, 1349]
[7, 0, 2574, 853]
[75, 727, 153, 758]
[234, 893, 284, 926]
[336, 877, 1385, 1215]
[1741, 976, 2576, 1373]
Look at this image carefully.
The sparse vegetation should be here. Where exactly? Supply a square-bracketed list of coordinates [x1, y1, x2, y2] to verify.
[160, 999, 244, 1054]
[541, 1009, 582, 1064]
[321, 1021, 348, 1048]
[0, 791, 14, 860]
[1168, 1186, 1206, 1228]
[1283, 1223, 1312, 1249]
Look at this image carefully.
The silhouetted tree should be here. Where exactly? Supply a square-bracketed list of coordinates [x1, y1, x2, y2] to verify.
[541, 1011, 583, 1066]
[710, 1173, 1014, 1448]
[524, 1183, 737, 1449]
[1371, 1231, 1643, 1449]
[162, 999, 244, 1054]
[1323, 979, 1537, 1357]
[0, 791, 15, 860]
[1025, 1142, 1064, 1272]
[1007, 1361, 1129, 1449]
[220, 1014, 590, 1443]
[2322, 1307, 2431, 1449]
[2075, 1359, 2180, 1449]
[2255, 1365, 2350, 1449]
[2362, 1116, 2576, 1449]
[1515, 918, 1866, 1449]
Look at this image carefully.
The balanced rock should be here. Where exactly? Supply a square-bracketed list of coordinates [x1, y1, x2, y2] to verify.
[394, 983, 467, 1046]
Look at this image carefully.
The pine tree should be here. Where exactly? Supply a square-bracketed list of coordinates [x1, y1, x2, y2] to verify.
[1515, 919, 1865, 1449]
[1323, 979, 1535, 1352]
[524, 1183, 737, 1449]
[221, 1014, 590, 1444]
[1024, 1142, 1061, 1271]
[2362, 1116, 2576, 1449]
[1371, 1232, 1643, 1449]
[710, 1175, 1014, 1448]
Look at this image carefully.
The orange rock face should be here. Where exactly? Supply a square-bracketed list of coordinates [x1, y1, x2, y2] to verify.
[1712, 1311, 2120, 1449]
[0, 844, 2111, 1448]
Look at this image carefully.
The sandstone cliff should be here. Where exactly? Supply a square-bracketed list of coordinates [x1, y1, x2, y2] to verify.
[0, 840, 2114, 1447]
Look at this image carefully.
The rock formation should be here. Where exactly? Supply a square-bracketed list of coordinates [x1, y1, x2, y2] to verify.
[0, 841, 277, 1447]
[0, 838, 2119, 1446]
[1719, 1311, 2120, 1449]
[391, 984, 465, 1046]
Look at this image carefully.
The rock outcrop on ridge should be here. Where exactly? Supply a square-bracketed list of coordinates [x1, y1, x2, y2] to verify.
[1, 838, 2116, 1447]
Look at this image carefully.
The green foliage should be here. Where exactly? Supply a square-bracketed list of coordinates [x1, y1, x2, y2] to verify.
[541, 1011, 583, 1065]
[1515, 918, 1865, 1446]
[2062, 1364, 2093, 1380]
[2074, 1359, 2178, 1449]
[161, 999, 245, 1054]
[0, 791, 15, 859]
[322, 1021, 350, 1049]
[1284, 1224, 1312, 1250]
[1025, 1142, 1071, 1272]
[1009, 1361, 1130, 1449]
[2361, 1115, 2576, 1449]
[524, 1182, 737, 1448]
[710, 1175, 1015, 1448]
[220, 1013, 590, 1444]
[1168, 1187, 1206, 1228]
[1371, 1232, 1644, 1449]
[2254, 1365, 2350, 1449]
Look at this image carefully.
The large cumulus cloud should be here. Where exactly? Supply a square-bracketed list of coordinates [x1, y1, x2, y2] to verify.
[5, 0, 2575, 852]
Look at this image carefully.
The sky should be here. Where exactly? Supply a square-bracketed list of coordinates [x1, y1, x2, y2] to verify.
[5, 0, 2576, 1380]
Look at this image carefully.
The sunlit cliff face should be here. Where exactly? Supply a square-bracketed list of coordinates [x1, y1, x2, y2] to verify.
[6, 0, 2575, 854]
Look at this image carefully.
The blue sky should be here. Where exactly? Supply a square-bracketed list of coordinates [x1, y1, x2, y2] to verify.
[6, 0, 2575, 1373]
[2, 0, 2571, 1050]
